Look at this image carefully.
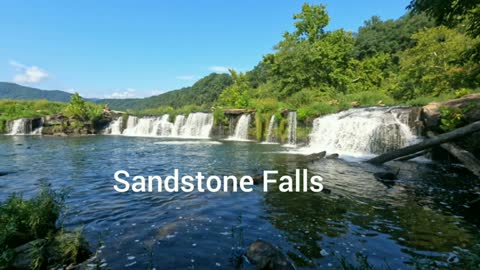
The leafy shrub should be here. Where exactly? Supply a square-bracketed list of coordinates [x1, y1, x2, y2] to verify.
[439, 105, 474, 132]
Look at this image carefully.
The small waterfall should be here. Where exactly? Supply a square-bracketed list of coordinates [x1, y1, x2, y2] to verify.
[7, 118, 43, 135]
[308, 107, 419, 156]
[287, 112, 297, 146]
[265, 115, 277, 143]
[103, 117, 123, 135]
[172, 115, 186, 137]
[106, 113, 214, 138]
[229, 114, 251, 141]
[179, 112, 213, 138]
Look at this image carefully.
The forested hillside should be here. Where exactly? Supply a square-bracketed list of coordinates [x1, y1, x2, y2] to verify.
[0, 82, 73, 102]
[96, 73, 232, 111]
[214, 2, 480, 122]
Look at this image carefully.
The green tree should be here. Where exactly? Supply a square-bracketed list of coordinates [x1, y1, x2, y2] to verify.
[217, 70, 252, 108]
[64, 93, 88, 121]
[395, 26, 476, 99]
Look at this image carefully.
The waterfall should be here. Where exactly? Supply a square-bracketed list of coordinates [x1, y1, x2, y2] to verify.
[179, 112, 213, 138]
[172, 115, 186, 137]
[104, 113, 214, 138]
[103, 117, 123, 135]
[7, 118, 43, 135]
[151, 115, 174, 136]
[265, 115, 277, 143]
[229, 114, 251, 141]
[287, 112, 297, 146]
[307, 107, 419, 156]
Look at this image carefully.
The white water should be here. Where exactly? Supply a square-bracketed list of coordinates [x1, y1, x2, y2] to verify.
[103, 117, 123, 135]
[265, 115, 277, 143]
[229, 114, 251, 141]
[172, 115, 186, 137]
[7, 118, 43, 135]
[286, 112, 297, 146]
[104, 113, 213, 138]
[180, 113, 213, 138]
[306, 107, 419, 157]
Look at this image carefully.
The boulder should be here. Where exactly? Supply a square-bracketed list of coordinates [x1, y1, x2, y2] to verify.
[423, 93, 480, 157]
[423, 93, 480, 130]
[326, 153, 339, 159]
[246, 240, 295, 270]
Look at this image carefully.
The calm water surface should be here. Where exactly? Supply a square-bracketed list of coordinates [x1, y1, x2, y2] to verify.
[0, 136, 479, 269]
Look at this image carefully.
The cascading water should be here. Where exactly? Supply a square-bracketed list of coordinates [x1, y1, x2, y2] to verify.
[265, 115, 277, 143]
[172, 115, 186, 137]
[103, 117, 123, 135]
[104, 113, 213, 138]
[287, 112, 297, 146]
[7, 118, 43, 135]
[307, 107, 419, 156]
[180, 112, 213, 138]
[229, 114, 251, 141]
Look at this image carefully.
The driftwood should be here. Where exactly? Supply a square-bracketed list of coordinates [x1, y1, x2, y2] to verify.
[368, 121, 480, 164]
[427, 131, 480, 178]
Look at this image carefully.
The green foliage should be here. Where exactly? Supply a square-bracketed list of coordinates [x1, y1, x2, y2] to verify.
[395, 26, 477, 100]
[63, 93, 103, 125]
[0, 99, 66, 130]
[353, 14, 433, 59]
[217, 70, 251, 108]
[0, 183, 90, 269]
[439, 105, 475, 131]
[0, 183, 64, 268]
[455, 88, 473, 98]
[254, 113, 264, 141]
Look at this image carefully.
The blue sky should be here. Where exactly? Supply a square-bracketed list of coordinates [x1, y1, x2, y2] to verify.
[0, 0, 410, 98]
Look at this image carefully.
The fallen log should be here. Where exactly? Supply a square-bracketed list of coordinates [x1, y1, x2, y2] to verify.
[368, 121, 480, 164]
[395, 150, 427, 161]
[427, 131, 480, 178]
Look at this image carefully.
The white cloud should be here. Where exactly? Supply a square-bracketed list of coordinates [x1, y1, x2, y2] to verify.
[104, 88, 137, 99]
[208, 66, 231, 74]
[10, 60, 49, 84]
[176, 75, 197, 81]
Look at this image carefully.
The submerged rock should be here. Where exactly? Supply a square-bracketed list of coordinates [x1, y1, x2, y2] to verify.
[374, 170, 399, 186]
[305, 151, 326, 162]
[246, 240, 295, 270]
[326, 153, 339, 159]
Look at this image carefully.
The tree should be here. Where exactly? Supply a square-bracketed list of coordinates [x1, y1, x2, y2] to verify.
[217, 70, 252, 108]
[394, 26, 476, 99]
[64, 93, 88, 121]
[292, 3, 330, 42]
[353, 14, 433, 59]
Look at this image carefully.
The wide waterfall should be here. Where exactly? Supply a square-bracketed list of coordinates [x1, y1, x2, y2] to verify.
[308, 107, 419, 156]
[229, 114, 251, 141]
[265, 115, 277, 143]
[287, 112, 297, 146]
[104, 113, 213, 138]
[7, 118, 43, 135]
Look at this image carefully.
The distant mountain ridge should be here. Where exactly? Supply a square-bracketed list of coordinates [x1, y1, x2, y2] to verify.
[0, 73, 233, 110]
[0, 82, 73, 102]
[95, 73, 233, 110]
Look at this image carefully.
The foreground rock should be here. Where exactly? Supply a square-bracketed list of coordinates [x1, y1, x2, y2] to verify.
[246, 240, 295, 270]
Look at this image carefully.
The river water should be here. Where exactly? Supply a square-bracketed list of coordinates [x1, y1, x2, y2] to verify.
[0, 135, 479, 269]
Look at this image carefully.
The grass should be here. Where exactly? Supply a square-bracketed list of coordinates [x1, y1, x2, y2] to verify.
[0, 182, 90, 269]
